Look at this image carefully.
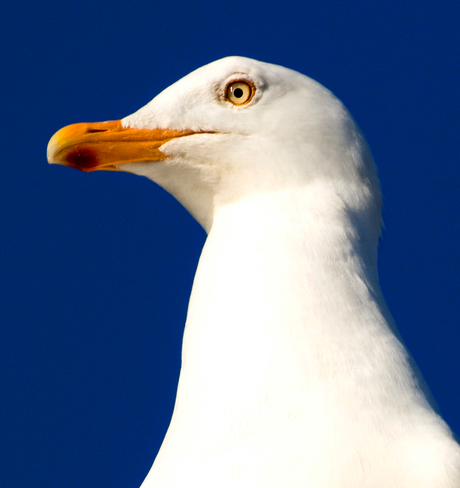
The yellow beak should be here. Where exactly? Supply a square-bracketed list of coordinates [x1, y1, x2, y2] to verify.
[47, 120, 197, 172]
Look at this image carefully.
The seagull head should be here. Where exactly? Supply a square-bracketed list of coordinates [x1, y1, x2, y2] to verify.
[48, 56, 381, 236]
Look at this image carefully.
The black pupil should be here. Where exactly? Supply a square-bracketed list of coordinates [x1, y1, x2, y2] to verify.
[234, 87, 244, 98]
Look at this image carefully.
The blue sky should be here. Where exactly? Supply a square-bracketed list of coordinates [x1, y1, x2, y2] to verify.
[2, 1, 459, 487]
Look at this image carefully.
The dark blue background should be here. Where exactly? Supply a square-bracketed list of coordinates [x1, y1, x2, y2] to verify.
[1, 1, 459, 487]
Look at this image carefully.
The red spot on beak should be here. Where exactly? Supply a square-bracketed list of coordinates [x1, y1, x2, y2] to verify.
[66, 147, 99, 172]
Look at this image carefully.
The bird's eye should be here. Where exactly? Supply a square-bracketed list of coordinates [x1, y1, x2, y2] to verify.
[225, 81, 254, 105]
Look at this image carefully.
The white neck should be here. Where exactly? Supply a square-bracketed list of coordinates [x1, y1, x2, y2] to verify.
[141, 186, 453, 488]
[179, 186, 419, 406]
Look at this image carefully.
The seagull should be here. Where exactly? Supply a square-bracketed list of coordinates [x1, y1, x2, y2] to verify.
[47, 56, 460, 488]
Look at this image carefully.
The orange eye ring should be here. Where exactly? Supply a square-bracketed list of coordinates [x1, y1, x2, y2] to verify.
[225, 81, 254, 105]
